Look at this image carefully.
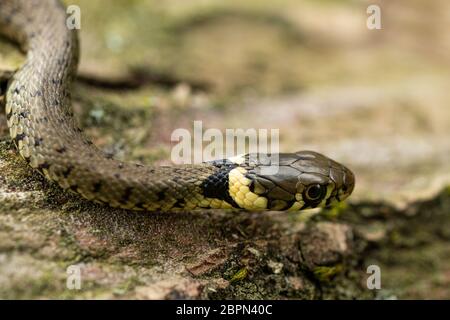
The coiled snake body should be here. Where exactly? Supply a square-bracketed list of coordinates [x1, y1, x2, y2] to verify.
[0, 0, 354, 211]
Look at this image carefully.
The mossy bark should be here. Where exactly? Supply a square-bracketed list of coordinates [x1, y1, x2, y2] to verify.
[0, 139, 448, 299]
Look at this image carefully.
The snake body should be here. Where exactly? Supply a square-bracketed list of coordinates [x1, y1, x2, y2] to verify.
[0, 0, 354, 211]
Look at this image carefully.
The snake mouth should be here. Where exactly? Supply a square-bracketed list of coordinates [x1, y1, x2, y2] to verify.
[323, 163, 355, 208]
[339, 166, 355, 201]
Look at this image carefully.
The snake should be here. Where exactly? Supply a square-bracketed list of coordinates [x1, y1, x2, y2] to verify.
[0, 0, 355, 212]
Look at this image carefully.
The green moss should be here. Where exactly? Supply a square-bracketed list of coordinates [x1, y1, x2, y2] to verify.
[230, 267, 248, 283]
[313, 264, 343, 282]
[445, 185, 450, 196]
[110, 275, 142, 297]
[323, 202, 349, 219]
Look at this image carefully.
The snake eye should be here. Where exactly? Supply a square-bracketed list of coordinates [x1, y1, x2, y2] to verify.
[305, 184, 324, 201]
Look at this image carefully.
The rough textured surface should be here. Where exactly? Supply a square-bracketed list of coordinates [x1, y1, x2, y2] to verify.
[0, 0, 449, 299]
[0, 138, 366, 299]
[0, 138, 448, 299]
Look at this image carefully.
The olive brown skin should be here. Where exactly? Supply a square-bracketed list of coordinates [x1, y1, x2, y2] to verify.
[228, 151, 355, 211]
[0, 0, 355, 212]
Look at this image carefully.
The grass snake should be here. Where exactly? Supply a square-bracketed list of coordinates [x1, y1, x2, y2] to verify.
[0, 0, 355, 212]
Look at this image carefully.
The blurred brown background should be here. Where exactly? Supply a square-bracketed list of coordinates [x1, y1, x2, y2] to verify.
[0, 0, 449, 299]
[59, 0, 450, 207]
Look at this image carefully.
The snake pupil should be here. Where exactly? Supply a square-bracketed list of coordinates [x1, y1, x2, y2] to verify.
[306, 184, 323, 201]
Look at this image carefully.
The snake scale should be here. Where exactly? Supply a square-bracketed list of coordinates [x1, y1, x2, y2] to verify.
[0, 0, 354, 212]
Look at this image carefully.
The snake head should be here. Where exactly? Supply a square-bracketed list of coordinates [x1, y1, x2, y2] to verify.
[226, 151, 355, 211]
